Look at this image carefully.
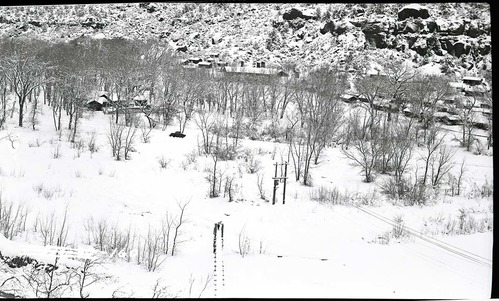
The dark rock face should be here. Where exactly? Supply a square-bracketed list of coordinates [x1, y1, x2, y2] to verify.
[283, 8, 302, 20]
[453, 40, 471, 57]
[283, 8, 316, 21]
[320, 20, 349, 35]
[320, 21, 335, 34]
[398, 4, 430, 21]
[81, 17, 106, 30]
[478, 43, 491, 55]
[426, 20, 437, 33]
[28, 20, 42, 27]
[176, 45, 187, 52]
[362, 22, 389, 48]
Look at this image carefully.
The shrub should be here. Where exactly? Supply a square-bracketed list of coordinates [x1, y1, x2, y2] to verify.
[158, 156, 172, 169]
[392, 215, 407, 239]
[245, 153, 262, 174]
[238, 227, 251, 257]
[309, 186, 345, 205]
[256, 173, 267, 200]
[0, 196, 29, 239]
[72, 139, 85, 158]
[51, 145, 62, 159]
[87, 131, 99, 154]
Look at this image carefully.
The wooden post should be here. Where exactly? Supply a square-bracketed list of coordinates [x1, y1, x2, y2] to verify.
[282, 162, 288, 204]
[272, 162, 278, 205]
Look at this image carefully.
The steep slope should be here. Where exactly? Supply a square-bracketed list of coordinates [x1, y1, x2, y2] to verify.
[0, 3, 491, 75]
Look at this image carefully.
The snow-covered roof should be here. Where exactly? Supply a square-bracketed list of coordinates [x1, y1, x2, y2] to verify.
[87, 95, 108, 105]
[462, 76, 482, 81]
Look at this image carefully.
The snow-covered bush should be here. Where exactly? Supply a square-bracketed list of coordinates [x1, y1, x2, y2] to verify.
[244, 152, 262, 174]
[309, 186, 345, 205]
[158, 156, 172, 169]
[256, 172, 267, 200]
[51, 145, 62, 159]
[87, 131, 99, 154]
[237, 227, 251, 258]
[0, 196, 29, 240]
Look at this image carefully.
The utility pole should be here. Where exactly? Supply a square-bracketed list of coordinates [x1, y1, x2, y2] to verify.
[282, 161, 288, 204]
[272, 162, 278, 205]
[272, 161, 288, 205]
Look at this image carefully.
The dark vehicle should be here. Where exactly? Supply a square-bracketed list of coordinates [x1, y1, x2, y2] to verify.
[169, 131, 186, 138]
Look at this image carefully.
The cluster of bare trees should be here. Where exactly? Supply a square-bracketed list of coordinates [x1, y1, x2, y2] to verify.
[340, 57, 477, 204]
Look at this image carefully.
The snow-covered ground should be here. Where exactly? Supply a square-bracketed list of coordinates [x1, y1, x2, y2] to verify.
[0, 102, 493, 298]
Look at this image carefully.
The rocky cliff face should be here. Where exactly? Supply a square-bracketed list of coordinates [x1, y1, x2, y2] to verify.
[0, 3, 491, 76]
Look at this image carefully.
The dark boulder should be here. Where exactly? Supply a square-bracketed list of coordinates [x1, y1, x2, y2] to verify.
[320, 21, 335, 34]
[398, 4, 430, 21]
[449, 21, 465, 35]
[425, 20, 437, 33]
[426, 36, 443, 55]
[362, 21, 389, 48]
[478, 43, 491, 55]
[176, 45, 187, 52]
[465, 21, 481, 38]
[453, 40, 471, 57]
[321, 20, 349, 35]
[283, 8, 302, 20]
[410, 37, 428, 56]
[283, 8, 316, 21]
[28, 20, 42, 27]
[362, 21, 387, 34]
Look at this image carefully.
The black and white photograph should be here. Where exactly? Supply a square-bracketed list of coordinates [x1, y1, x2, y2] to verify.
[0, 2, 493, 298]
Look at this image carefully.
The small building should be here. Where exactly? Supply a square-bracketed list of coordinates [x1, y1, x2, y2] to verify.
[188, 57, 202, 64]
[340, 93, 358, 103]
[442, 114, 462, 126]
[433, 112, 450, 123]
[198, 61, 212, 69]
[462, 76, 484, 86]
[86, 94, 109, 111]
[276, 70, 289, 77]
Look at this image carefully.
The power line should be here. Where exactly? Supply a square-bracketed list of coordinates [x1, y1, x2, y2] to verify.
[354, 204, 492, 268]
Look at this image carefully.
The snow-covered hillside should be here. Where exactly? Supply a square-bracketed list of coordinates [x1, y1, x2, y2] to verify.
[0, 3, 492, 76]
[0, 96, 493, 298]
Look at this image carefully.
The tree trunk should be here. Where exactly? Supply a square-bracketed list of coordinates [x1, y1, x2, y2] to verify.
[18, 96, 25, 127]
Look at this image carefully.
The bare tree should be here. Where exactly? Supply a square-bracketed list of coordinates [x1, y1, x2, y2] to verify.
[171, 200, 190, 256]
[419, 127, 447, 186]
[22, 257, 74, 298]
[341, 110, 383, 183]
[194, 109, 217, 155]
[430, 144, 456, 187]
[76, 258, 110, 298]
[0, 39, 50, 127]
[391, 120, 416, 193]
[454, 95, 479, 151]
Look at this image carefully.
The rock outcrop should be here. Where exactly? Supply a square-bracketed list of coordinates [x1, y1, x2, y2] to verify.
[398, 4, 430, 21]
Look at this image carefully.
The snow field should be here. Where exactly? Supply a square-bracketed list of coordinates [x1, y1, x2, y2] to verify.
[0, 103, 493, 298]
